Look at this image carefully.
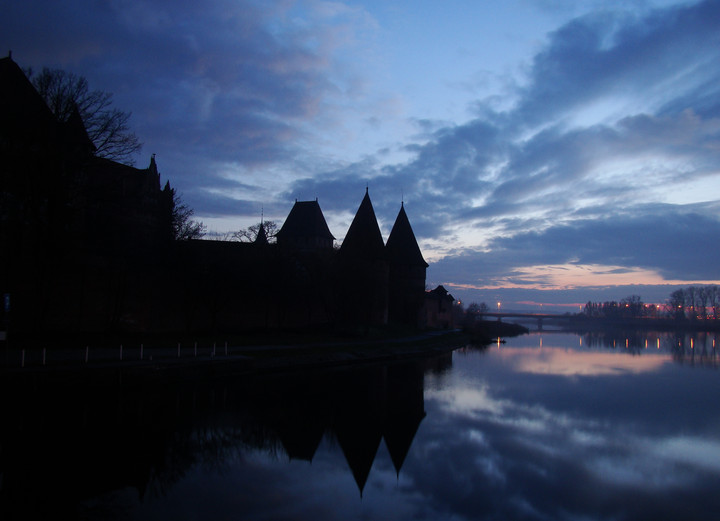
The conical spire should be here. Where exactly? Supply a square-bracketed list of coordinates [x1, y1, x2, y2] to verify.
[386, 202, 427, 267]
[255, 220, 268, 245]
[64, 103, 96, 152]
[340, 188, 385, 260]
[148, 153, 158, 175]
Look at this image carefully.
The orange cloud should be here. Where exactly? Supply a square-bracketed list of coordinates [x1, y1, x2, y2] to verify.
[447, 263, 720, 291]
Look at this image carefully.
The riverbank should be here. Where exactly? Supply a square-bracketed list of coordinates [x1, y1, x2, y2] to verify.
[1, 329, 473, 387]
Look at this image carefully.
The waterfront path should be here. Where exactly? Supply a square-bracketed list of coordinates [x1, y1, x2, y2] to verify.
[0, 330, 466, 383]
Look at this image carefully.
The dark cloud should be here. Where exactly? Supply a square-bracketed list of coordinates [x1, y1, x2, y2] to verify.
[2, 0, 367, 206]
[427, 202, 720, 308]
[483, 204, 720, 280]
[515, 0, 720, 127]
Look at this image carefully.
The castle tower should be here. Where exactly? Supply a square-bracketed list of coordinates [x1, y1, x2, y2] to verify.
[337, 189, 388, 327]
[276, 200, 334, 252]
[340, 188, 386, 261]
[386, 202, 428, 326]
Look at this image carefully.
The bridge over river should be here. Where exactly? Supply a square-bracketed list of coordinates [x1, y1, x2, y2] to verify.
[481, 312, 578, 330]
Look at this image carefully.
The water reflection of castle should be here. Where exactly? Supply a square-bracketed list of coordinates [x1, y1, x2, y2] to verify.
[0, 353, 454, 517]
[260, 361, 430, 493]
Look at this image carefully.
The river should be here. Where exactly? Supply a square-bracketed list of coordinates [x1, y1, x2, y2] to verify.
[2, 330, 720, 520]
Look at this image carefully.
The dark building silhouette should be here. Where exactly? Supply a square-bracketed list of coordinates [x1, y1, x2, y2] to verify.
[1, 55, 173, 340]
[337, 188, 390, 327]
[1, 55, 448, 341]
[423, 285, 456, 329]
[387, 202, 429, 325]
[276, 199, 334, 251]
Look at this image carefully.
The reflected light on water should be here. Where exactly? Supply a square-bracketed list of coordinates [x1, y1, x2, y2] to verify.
[498, 346, 671, 376]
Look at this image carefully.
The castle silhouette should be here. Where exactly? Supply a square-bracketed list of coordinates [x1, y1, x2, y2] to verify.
[0, 55, 454, 342]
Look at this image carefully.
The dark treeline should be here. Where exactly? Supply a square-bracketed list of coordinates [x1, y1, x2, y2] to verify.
[666, 285, 720, 320]
[582, 295, 650, 319]
[582, 286, 720, 321]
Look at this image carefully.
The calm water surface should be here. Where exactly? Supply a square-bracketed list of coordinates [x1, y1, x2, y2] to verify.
[3, 330, 720, 520]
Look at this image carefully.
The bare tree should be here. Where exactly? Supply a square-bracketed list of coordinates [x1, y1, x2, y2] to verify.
[686, 286, 698, 320]
[668, 289, 686, 320]
[231, 221, 279, 243]
[30, 67, 142, 164]
[707, 285, 720, 319]
[697, 286, 710, 319]
[171, 190, 206, 241]
[620, 294, 643, 318]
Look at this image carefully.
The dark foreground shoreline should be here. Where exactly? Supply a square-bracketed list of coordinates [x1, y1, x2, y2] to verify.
[0, 318, 537, 388]
[1, 329, 474, 388]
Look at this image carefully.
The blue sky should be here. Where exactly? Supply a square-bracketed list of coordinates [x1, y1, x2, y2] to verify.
[3, 0, 720, 310]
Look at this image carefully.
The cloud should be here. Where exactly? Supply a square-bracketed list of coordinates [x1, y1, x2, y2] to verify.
[484, 203, 720, 279]
[290, 1, 720, 244]
[427, 201, 720, 306]
[515, 1, 720, 126]
[4, 0, 720, 303]
[2, 0, 380, 217]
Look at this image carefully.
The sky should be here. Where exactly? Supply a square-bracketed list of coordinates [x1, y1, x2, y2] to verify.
[3, 0, 720, 311]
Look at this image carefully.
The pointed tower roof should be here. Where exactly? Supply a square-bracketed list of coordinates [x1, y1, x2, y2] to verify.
[148, 154, 159, 175]
[386, 202, 428, 267]
[335, 419, 383, 496]
[255, 221, 269, 245]
[62, 103, 96, 152]
[276, 199, 334, 251]
[0, 55, 58, 140]
[384, 410, 426, 476]
[276, 200, 334, 241]
[340, 188, 386, 261]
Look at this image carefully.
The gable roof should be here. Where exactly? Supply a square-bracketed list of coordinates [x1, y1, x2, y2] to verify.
[1, 55, 95, 153]
[386, 202, 428, 267]
[340, 189, 386, 260]
[276, 200, 335, 242]
[0, 55, 58, 141]
[426, 285, 454, 301]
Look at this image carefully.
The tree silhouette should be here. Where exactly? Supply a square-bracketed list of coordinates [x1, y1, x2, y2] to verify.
[30, 67, 142, 164]
[231, 221, 279, 243]
[171, 189, 206, 241]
